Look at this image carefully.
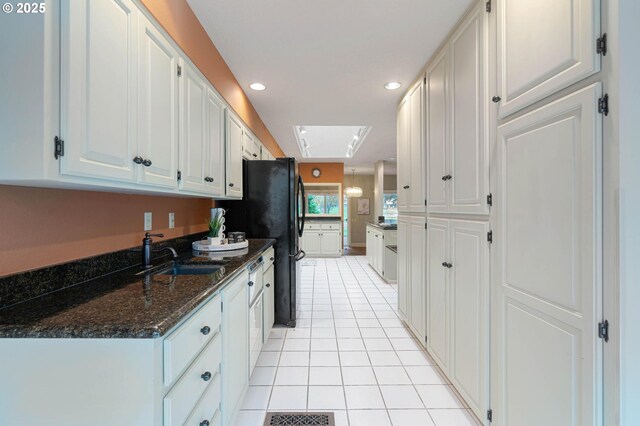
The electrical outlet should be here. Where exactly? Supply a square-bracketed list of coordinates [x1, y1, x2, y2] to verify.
[169, 213, 175, 229]
[144, 212, 152, 231]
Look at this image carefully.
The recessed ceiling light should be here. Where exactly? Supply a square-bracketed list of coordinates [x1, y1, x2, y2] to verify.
[384, 82, 402, 90]
[249, 82, 266, 91]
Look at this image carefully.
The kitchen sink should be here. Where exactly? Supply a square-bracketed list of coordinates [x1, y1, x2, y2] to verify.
[153, 264, 224, 276]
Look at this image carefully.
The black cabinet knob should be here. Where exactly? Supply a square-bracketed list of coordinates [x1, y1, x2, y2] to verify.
[492, 96, 501, 103]
[133, 156, 143, 164]
[403, 185, 410, 189]
[253, 153, 258, 157]
[248, 281, 254, 287]
[201, 371, 212, 381]
[442, 175, 452, 181]
[200, 326, 211, 335]
[200, 421, 210, 426]
[266, 283, 271, 288]
[442, 262, 453, 268]
[270, 257, 274, 261]
[229, 183, 234, 187]
[204, 177, 214, 182]
[142, 159, 152, 167]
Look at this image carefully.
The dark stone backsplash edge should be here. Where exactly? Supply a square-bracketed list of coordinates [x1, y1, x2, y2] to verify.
[0, 232, 207, 309]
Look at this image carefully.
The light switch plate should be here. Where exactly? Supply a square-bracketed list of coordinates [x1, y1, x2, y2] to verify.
[144, 212, 152, 231]
[169, 213, 175, 229]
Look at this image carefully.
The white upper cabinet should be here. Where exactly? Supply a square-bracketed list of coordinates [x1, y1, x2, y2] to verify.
[396, 97, 410, 212]
[179, 61, 208, 194]
[449, 4, 489, 214]
[426, 51, 449, 213]
[137, 15, 179, 189]
[61, 0, 139, 182]
[205, 88, 226, 197]
[397, 79, 424, 213]
[226, 110, 244, 198]
[408, 81, 426, 212]
[242, 131, 261, 160]
[497, 0, 600, 116]
[426, 1, 489, 216]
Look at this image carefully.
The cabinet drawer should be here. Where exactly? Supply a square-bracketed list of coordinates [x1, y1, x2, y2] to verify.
[264, 246, 275, 269]
[164, 295, 221, 386]
[164, 334, 222, 426]
[321, 223, 341, 230]
[305, 223, 321, 230]
[182, 369, 222, 426]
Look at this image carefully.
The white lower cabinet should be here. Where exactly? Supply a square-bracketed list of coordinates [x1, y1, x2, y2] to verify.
[426, 217, 490, 420]
[222, 271, 250, 426]
[366, 225, 397, 282]
[301, 222, 342, 257]
[396, 215, 426, 341]
[397, 217, 410, 321]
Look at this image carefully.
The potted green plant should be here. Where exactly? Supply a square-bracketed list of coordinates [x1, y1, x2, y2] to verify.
[206, 212, 225, 245]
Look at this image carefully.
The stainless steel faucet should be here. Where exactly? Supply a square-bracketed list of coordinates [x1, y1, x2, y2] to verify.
[142, 233, 178, 268]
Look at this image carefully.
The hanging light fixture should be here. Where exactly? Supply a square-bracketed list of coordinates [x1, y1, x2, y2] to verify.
[344, 168, 363, 198]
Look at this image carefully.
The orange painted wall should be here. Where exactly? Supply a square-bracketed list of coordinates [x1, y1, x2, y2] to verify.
[139, 0, 285, 158]
[299, 163, 345, 184]
[0, 186, 213, 277]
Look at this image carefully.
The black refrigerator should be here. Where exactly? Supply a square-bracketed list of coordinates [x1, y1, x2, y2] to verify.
[219, 158, 306, 327]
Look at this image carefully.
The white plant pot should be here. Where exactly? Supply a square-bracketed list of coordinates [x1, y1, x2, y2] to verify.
[207, 237, 222, 246]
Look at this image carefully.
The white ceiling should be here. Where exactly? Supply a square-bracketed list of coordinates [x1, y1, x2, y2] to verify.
[188, 0, 472, 168]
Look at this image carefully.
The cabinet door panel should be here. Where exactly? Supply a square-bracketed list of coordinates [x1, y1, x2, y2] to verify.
[397, 98, 410, 212]
[426, 52, 449, 213]
[138, 16, 179, 188]
[226, 111, 244, 198]
[320, 232, 341, 256]
[206, 88, 226, 196]
[61, 0, 138, 182]
[397, 217, 410, 321]
[179, 62, 208, 193]
[450, 220, 489, 418]
[450, 6, 488, 214]
[222, 272, 249, 426]
[409, 217, 426, 339]
[493, 84, 602, 426]
[426, 218, 449, 373]
[408, 81, 425, 212]
[302, 231, 321, 256]
[497, 0, 600, 116]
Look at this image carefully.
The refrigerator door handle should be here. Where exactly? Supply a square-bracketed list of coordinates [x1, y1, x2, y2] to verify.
[297, 175, 306, 237]
[295, 250, 306, 261]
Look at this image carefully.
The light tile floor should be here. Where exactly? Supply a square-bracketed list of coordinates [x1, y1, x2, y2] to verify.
[234, 256, 481, 426]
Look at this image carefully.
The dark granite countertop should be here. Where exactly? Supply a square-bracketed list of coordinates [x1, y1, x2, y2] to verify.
[305, 216, 342, 221]
[367, 222, 398, 230]
[0, 239, 274, 339]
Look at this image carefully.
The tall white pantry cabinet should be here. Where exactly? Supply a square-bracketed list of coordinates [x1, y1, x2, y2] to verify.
[396, 0, 606, 424]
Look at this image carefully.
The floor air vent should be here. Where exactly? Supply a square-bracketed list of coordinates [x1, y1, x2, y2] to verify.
[264, 412, 335, 426]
